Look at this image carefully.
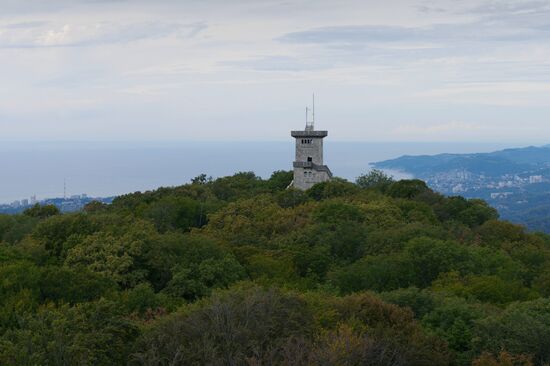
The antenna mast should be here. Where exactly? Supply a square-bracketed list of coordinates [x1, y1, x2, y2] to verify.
[312, 93, 315, 127]
[305, 93, 315, 131]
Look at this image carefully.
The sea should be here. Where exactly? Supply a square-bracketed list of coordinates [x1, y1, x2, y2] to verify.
[0, 141, 521, 203]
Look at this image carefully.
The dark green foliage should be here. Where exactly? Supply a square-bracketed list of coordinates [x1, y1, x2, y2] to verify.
[0, 262, 116, 329]
[131, 287, 450, 366]
[210, 171, 266, 200]
[474, 298, 550, 365]
[0, 171, 548, 365]
[356, 169, 394, 189]
[83, 200, 108, 213]
[38, 266, 116, 304]
[190, 173, 211, 185]
[434, 196, 499, 227]
[0, 299, 139, 365]
[123, 283, 165, 315]
[293, 242, 331, 280]
[423, 296, 486, 354]
[32, 213, 104, 258]
[23, 204, 60, 219]
[131, 286, 314, 365]
[307, 178, 360, 200]
[162, 236, 246, 300]
[0, 214, 39, 244]
[313, 200, 365, 224]
[387, 179, 430, 199]
[275, 187, 308, 208]
[380, 287, 437, 318]
[143, 196, 201, 232]
[267, 170, 294, 191]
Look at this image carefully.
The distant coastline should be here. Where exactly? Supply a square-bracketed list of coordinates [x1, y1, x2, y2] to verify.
[0, 141, 515, 203]
[374, 145, 550, 232]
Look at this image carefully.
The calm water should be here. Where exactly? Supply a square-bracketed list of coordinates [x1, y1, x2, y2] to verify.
[0, 141, 519, 203]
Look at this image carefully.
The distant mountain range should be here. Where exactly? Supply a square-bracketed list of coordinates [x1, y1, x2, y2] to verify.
[374, 145, 550, 232]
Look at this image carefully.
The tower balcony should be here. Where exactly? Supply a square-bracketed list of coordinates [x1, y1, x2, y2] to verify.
[293, 161, 333, 177]
[291, 130, 328, 138]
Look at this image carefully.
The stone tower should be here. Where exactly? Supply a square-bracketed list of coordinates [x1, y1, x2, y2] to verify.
[290, 101, 332, 190]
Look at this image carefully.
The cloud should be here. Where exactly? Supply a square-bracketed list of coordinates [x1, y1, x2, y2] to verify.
[0, 21, 207, 48]
[280, 25, 424, 44]
[0, 0, 127, 15]
[417, 81, 550, 96]
[392, 121, 486, 138]
[4, 21, 49, 29]
[413, 82, 550, 106]
[2, 0, 550, 143]
[465, 0, 550, 16]
[222, 55, 334, 72]
[279, 21, 548, 46]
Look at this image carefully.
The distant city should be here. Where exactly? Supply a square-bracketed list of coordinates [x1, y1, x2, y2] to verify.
[418, 170, 545, 196]
[374, 145, 550, 232]
[0, 194, 114, 214]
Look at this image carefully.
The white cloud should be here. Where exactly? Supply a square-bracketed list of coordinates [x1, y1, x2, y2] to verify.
[0, 20, 206, 48]
[393, 121, 485, 136]
[414, 82, 550, 106]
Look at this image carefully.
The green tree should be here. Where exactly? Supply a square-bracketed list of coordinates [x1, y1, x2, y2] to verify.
[0, 300, 139, 365]
[164, 256, 245, 301]
[474, 298, 550, 365]
[387, 179, 430, 199]
[23, 204, 60, 219]
[267, 170, 293, 191]
[422, 296, 485, 355]
[143, 196, 201, 232]
[131, 286, 313, 365]
[355, 169, 394, 189]
[307, 179, 360, 200]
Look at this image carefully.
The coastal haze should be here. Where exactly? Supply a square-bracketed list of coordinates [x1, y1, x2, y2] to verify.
[1, 141, 515, 203]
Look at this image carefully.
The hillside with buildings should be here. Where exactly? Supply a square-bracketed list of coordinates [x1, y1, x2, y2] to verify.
[0, 194, 113, 215]
[374, 145, 550, 232]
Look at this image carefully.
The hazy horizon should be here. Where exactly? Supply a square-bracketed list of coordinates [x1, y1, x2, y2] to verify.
[0, 140, 531, 203]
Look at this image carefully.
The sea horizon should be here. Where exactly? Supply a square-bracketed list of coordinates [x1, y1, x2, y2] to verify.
[0, 140, 541, 203]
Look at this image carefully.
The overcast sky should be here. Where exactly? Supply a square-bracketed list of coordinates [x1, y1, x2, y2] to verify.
[1, 0, 550, 142]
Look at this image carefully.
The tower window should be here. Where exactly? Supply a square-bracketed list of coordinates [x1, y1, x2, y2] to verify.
[307, 157, 312, 162]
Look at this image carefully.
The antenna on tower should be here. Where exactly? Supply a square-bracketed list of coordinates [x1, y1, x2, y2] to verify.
[312, 93, 315, 126]
[305, 93, 315, 131]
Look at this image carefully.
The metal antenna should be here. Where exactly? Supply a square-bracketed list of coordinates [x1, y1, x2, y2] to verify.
[305, 94, 315, 131]
[63, 178, 66, 200]
[312, 93, 315, 128]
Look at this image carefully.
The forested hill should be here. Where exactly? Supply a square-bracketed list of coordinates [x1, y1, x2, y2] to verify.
[374, 145, 550, 177]
[1, 171, 549, 365]
[374, 145, 550, 233]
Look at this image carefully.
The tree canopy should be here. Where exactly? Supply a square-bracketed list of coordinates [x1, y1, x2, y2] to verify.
[0, 170, 548, 365]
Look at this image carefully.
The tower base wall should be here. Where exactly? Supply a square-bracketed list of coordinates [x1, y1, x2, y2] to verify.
[292, 167, 331, 190]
